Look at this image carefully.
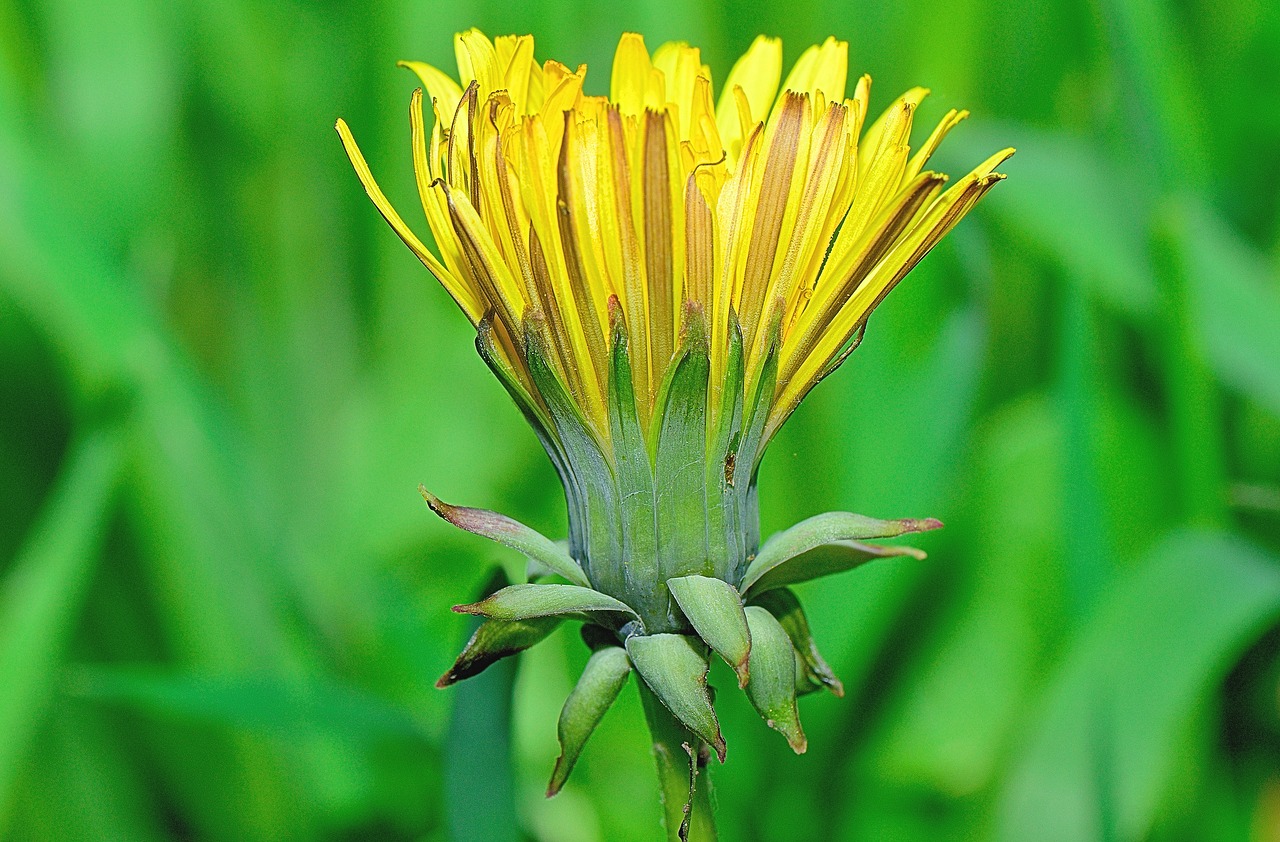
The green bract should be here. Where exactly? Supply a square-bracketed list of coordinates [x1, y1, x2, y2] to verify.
[431, 303, 943, 812]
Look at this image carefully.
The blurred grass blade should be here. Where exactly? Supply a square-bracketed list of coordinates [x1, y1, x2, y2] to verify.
[998, 531, 1280, 842]
[951, 125, 1156, 319]
[446, 569, 520, 842]
[1178, 201, 1280, 420]
[0, 425, 124, 834]
[64, 667, 432, 743]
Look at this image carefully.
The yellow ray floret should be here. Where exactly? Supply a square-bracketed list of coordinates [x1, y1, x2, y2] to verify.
[337, 30, 1012, 443]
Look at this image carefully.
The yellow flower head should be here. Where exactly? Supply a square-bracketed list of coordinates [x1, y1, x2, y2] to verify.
[351, 34, 1013, 795]
[337, 30, 1012, 451]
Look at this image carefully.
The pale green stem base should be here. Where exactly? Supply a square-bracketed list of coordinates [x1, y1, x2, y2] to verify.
[638, 683, 717, 842]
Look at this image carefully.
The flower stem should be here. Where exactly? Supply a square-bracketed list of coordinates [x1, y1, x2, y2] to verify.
[638, 683, 717, 841]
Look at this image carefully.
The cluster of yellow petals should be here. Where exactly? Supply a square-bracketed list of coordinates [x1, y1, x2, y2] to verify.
[337, 30, 1012, 442]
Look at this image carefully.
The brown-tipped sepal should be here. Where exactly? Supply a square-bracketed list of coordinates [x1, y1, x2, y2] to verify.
[741, 511, 942, 595]
[667, 575, 752, 688]
[743, 606, 807, 754]
[626, 633, 726, 763]
[437, 616, 563, 688]
[750, 587, 844, 697]
[547, 645, 632, 796]
[420, 486, 590, 587]
[454, 583, 639, 624]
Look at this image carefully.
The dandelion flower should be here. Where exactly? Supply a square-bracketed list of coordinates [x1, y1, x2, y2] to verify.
[338, 29, 1010, 837]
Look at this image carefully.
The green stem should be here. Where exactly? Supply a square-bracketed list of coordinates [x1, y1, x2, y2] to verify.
[638, 683, 717, 842]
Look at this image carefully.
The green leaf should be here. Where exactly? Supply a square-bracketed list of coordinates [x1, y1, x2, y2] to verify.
[740, 510, 941, 594]
[420, 487, 590, 587]
[667, 575, 752, 688]
[454, 583, 637, 623]
[547, 645, 632, 796]
[742, 538, 928, 595]
[997, 531, 1280, 842]
[750, 588, 843, 697]
[953, 125, 1156, 320]
[436, 617, 563, 688]
[626, 633, 725, 762]
[743, 606, 806, 754]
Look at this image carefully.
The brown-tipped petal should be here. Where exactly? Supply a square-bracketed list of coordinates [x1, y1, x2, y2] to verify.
[745, 540, 927, 596]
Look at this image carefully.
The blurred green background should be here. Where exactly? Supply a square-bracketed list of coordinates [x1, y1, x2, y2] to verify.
[3, 0, 1280, 839]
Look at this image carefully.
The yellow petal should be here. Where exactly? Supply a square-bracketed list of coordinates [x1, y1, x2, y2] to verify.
[336, 118, 482, 322]
[612, 32, 655, 117]
[777, 36, 847, 106]
[454, 28, 500, 96]
[859, 86, 929, 170]
[398, 60, 464, 121]
[652, 41, 702, 138]
[715, 35, 782, 158]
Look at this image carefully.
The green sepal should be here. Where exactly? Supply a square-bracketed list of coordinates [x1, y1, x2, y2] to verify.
[547, 645, 632, 796]
[743, 605, 807, 754]
[667, 575, 751, 688]
[436, 617, 562, 688]
[750, 588, 843, 697]
[607, 300, 660, 614]
[740, 511, 941, 594]
[744, 540, 927, 595]
[706, 311, 748, 584]
[625, 633, 726, 762]
[524, 312, 623, 595]
[653, 304, 712, 591]
[475, 318, 557, 448]
[737, 305, 783, 477]
[420, 486, 590, 588]
[476, 319, 577, 506]
[455, 583, 638, 623]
